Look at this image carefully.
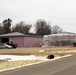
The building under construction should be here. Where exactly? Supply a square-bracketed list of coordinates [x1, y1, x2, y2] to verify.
[43, 32, 76, 46]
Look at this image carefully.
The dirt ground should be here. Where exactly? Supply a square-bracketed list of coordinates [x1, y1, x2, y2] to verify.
[0, 46, 76, 72]
[0, 46, 76, 56]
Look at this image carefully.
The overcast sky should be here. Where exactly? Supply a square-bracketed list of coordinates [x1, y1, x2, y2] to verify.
[0, 0, 76, 33]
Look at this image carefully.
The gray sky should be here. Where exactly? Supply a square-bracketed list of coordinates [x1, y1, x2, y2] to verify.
[0, 0, 76, 33]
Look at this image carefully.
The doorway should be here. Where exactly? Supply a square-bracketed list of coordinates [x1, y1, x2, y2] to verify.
[1, 38, 9, 43]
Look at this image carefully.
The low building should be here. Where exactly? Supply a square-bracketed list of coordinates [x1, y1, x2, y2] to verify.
[43, 32, 76, 46]
[0, 32, 43, 47]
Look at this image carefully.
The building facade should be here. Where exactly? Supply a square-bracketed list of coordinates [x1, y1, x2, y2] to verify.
[0, 32, 43, 47]
[43, 32, 76, 46]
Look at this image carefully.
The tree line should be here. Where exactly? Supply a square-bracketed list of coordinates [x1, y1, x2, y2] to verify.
[0, 18, 63, 36]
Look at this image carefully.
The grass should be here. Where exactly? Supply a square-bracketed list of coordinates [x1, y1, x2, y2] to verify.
[0, 60, 40, 71]
[0, 46, 76, 71]
[0, 54, 70, 71]
[0, 46, 76, 55]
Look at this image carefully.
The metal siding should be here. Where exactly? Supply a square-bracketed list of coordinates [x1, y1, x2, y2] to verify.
[9, 37, 24, 47]
[24, 37, 43, 47]
[43, 34, 76, 46]
[9, 36, 43, 47]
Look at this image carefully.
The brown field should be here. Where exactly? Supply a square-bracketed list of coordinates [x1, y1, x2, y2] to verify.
[0, 46, 76, 56]
[0, 46, 76, 71]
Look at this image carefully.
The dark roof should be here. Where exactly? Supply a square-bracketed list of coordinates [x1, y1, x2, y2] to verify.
[60, 31, 75, 34]
[0, 32, 43, 38]
[0, 32, 25, 37]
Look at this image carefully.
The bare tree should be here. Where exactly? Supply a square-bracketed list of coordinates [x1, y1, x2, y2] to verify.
[52, 25, 63, 34]
[12, 21, 32, 34]
[35, 19, 52, 36]
[2, 18, 12, 34]
[0, 23, 2, 34]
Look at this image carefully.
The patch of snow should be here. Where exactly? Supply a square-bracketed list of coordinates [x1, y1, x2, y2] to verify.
[39, 50, 45, 52]
[0, 54, 72, 73]
[0, 55, 38, 61]
[0, 54, 72, 62]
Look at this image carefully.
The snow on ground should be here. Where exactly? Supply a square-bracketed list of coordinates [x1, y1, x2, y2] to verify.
[0, 54, 72, 73]
[0, 54, 72, 62]
[0, 55, 40, 61]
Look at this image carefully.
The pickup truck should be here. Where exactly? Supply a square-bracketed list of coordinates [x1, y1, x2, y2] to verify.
[5, 42, 18, 48]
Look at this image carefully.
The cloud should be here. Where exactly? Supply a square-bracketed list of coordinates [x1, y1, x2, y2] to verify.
[0, 0, 76, 32]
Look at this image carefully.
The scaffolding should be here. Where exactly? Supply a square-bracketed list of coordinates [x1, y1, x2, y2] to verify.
[43, 33, 76, 46]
